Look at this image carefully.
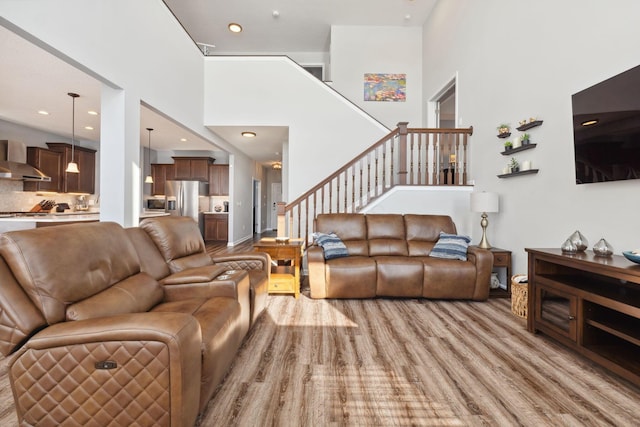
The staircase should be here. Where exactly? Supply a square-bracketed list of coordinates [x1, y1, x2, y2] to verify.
[279, 123, 474, 240]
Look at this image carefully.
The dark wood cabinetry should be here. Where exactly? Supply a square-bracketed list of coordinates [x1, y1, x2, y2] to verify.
[172, 157, 214, 182]
[203, 213, 228, 242]
[527, 248, 640, 386]
[25, 147, 62, 192]
[488, 247, 512, 297]
[150, 163, 175, 196]
[208, 164, 229, 196]
[46, 143, 96, 194]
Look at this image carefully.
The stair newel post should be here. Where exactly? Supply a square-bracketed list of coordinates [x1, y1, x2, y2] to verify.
[397, 122, 409, 185]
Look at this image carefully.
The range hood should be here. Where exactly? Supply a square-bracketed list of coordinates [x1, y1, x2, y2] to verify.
[0, 161, 52, 182]
[0, 141, 51, 181]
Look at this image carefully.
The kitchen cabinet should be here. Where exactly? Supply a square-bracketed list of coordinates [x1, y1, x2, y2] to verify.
[46, 143, 96, 194]
[24, 147, 62, 192]
[172, 157, 214, 182]
[203, 213, 228, 242]
[151, 163, 175, 196]
[208, 164, 229, 196]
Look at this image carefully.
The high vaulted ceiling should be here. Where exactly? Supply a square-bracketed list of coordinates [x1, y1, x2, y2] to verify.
[164, 0, 437, 54]
[0, 1, 437, 165]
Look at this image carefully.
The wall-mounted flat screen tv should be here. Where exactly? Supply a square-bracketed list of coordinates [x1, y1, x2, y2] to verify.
[572, 63, 640, 184]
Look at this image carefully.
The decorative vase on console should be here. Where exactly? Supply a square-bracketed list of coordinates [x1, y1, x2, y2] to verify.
[593, 238, 614, 257]
[561, 238, 578, 254]
[569, 230, 588, 252]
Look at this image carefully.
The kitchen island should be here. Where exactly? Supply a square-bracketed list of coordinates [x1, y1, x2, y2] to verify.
[0, 212, 100, 232]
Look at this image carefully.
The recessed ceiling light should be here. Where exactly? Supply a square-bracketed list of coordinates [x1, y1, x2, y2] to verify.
[84, 126, 94, 130]
[180, 138, 187, 142]
[37, 110, 49, 115]
[228, 23, 243, 33]
[242, 131, 256, 138]
[581, 119, 599, 126]
[88, 110, 99, 116]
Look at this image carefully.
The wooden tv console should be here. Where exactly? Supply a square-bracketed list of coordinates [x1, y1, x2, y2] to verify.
[526, 248, 640, 387]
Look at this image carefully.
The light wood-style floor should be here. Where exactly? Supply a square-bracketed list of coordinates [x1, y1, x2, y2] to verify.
[2, 234, 639, 426]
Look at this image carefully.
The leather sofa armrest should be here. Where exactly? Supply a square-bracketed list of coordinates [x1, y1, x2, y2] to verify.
[11, 312, 201, 427]
[307, 246, 327, 299]
[212, 252, 272, 278]
[466, 246, 494, 300]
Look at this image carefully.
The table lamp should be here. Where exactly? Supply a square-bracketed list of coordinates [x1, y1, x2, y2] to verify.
[470, 191, 499, 249]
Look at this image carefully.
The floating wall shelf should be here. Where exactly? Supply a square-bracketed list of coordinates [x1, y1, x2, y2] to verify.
[516, 120, 543, 131]
[497, 169, 539, 178]
[501, 143, 537, 155]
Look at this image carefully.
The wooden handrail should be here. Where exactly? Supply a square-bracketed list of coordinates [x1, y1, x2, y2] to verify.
[286, 128, 401, 209]
[280, 124, 474, 239]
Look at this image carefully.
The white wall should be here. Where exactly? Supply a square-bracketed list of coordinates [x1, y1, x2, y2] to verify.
[424, 0, 640, 273]
[362, 186, 475, 237]
[203, 56, 390, 200]
[330, 26, 423, 129]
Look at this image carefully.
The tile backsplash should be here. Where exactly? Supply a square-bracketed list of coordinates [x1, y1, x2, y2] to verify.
[0, 180, 96, 212]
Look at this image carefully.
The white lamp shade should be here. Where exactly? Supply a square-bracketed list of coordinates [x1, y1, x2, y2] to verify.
[65, 162, 80, 174]
[145, 175, 154, 184]
[470, 191, 499, 213]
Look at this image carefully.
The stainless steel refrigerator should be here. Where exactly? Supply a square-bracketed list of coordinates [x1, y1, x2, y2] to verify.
[165, 180, 207, 235]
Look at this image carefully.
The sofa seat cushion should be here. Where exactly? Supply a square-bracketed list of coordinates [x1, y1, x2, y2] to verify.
[324, 256, 377, 298]
[375, 257, 424, 297]
[152, 296, 245, 411]
[421, 257, 478, 299]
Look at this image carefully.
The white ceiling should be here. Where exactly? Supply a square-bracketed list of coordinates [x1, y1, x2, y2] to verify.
[0, 0, 437, 165]
[164, 0, 437, 54]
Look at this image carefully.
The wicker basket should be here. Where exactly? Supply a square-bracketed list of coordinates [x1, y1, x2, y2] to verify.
[511, 275, 528, 319]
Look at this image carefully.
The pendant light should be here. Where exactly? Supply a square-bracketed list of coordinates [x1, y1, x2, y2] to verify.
[65, 92, 80, 173]
[144, 128, 154, 184]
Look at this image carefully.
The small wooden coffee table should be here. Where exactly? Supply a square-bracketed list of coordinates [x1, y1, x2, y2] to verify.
[253, 238, 305, 298]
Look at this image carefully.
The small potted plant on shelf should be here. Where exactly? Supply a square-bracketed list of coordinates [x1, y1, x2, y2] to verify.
[510, 157, 520, 173]
[504, 140, 513, 151]
[497, 123, 511, 138]
[521, 133, 531, 145]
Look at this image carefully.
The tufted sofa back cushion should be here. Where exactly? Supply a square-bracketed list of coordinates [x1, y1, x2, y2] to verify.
[140, 216, 210, 273]
[404, 214, 457, 256]
[315, 214, 369, 256]
[0, 222, 142, 325]
[66, 272, 163, 321]
[366, 214, 408, 256]
[126, 227, 171, 280]
[0, 256, 46, 356]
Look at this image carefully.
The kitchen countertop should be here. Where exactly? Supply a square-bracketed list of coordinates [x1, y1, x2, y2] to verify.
[203, 211, 229, 215]
[140, 211, 171, 219]
[0, 212, 100, 222]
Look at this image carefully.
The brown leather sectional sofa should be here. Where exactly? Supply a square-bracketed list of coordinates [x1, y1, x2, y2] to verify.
[308, 213, 493, 300]
[0, 216, 270, 426]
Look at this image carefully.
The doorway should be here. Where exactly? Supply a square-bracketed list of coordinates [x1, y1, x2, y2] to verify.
[252, 179, 261, 234]
[271, 182, 282, 231]
[430, 75, 457, 128]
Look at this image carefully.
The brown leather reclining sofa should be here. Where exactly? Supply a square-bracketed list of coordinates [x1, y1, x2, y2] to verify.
[308, 213, 493, 300]
[0, 216, 270, 426]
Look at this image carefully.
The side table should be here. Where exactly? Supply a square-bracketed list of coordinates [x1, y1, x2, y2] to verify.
[253, 238, 305, 298]
[488, 247, 512, 298]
